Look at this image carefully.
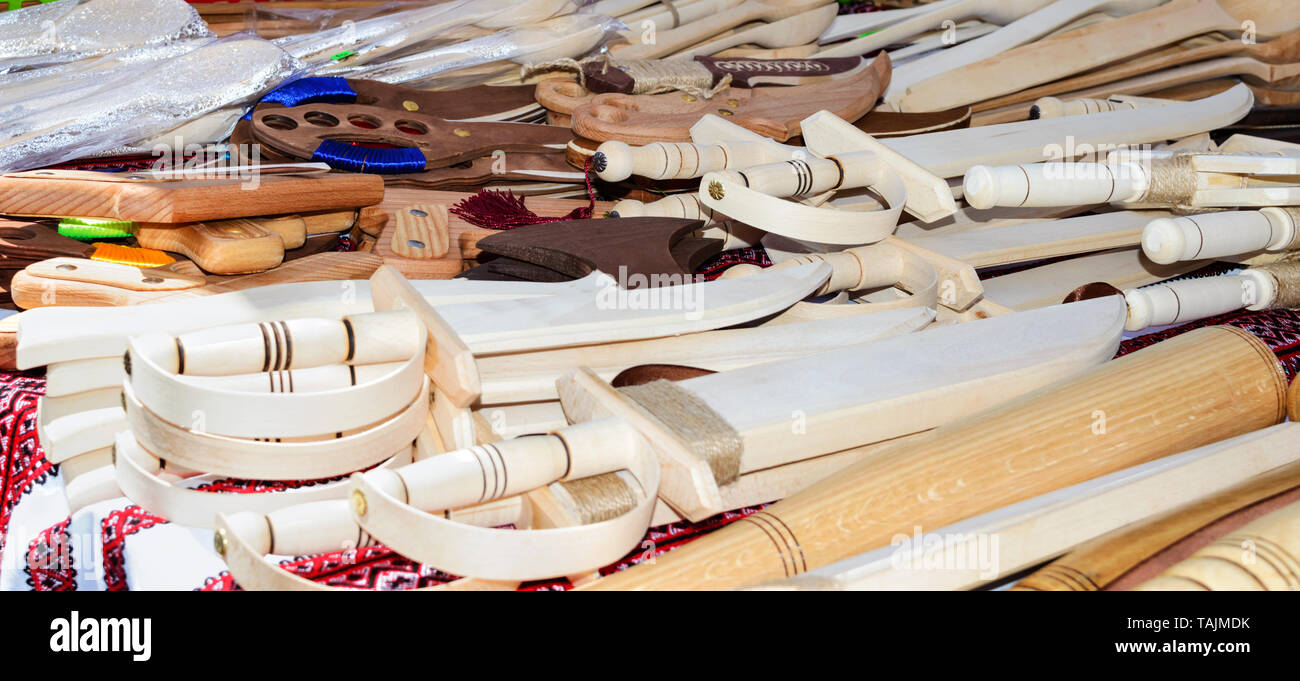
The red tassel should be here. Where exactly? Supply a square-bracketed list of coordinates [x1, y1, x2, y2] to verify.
[449, 157, 599, 229]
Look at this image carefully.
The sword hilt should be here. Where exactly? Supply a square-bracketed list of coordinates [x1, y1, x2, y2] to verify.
[1142, 208, 1300, 265]
[963, 162, 1150, 209]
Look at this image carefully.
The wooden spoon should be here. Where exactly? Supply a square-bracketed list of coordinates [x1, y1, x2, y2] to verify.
[612, 0, 831, 60]
[896, 0, 1300, 112]
[672, 3, 839, 58]
[814, 0, 1054, 58]
[973, 27, 1300, 113]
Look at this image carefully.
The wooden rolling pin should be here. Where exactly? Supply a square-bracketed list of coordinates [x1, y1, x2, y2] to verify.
[583, 325, 1288, 589]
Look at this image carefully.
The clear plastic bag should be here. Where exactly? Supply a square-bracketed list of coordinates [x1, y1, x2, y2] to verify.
[0, 40, 207, 125]
[0, 33, 306, 173]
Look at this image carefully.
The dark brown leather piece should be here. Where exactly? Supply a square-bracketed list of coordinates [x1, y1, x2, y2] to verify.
[611, 364, 717, 386]
[472, 216, 719, 286]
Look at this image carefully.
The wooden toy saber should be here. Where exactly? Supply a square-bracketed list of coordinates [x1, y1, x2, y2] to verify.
[597, 85, 1251, 184]
[1141, 207, 1300, 265]
[964, 152, 1300, 210]
[16, 264, 831, 370]
[583, 325, 1288, 589]
[348, 297, 1125, 570]
[1121, 261, 1300, 331]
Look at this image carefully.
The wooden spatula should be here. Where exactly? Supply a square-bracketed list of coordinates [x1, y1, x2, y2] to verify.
[896, 0, 1300, 112]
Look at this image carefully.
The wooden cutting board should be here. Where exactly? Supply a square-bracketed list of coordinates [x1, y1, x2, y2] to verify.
[0, 171, 385, 223]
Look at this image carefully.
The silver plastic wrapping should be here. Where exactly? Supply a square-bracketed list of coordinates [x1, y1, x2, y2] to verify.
[0, 35, 306, 173]
[0, 0, 212, 72]
[335, 13, 623, 88]
[0, 41, 207, 125]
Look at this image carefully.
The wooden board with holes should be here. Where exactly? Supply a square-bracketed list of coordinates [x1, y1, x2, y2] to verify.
[0, 171, 385, 223]
[379, 188, 615, 263]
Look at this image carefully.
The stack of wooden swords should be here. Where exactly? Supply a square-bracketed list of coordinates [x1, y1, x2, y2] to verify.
[3, 0, 1300, 592]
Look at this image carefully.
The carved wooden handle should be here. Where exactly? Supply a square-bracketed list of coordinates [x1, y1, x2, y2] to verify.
[1142, 208, 1300, 264]
[1123, 274, 1266, 331]
[963, 162, 1150, 209]
[714, 151, 885, 198]
[1031, 94, 1172, 119]
[360, 417, 635, 514]
[593, 139, 786, 182]
[164, 310, 422, 376]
